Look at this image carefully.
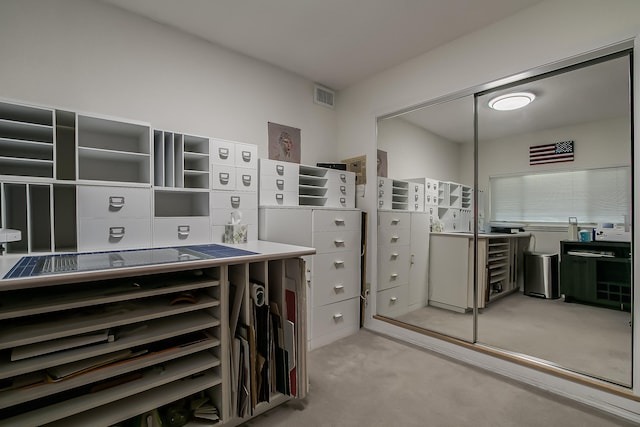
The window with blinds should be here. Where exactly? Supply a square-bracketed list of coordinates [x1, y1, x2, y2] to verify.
[490, 166, 631, 224]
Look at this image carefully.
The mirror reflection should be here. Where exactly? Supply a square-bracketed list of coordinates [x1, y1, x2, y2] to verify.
[376, 53, 632, 386]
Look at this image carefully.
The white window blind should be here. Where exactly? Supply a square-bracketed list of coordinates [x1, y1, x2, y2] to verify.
[490, 166, 631, 224]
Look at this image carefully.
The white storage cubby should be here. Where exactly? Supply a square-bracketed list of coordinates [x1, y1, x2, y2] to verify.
[377, 177, 412, 211]
[298, 165, 329, 207]
[0, 100, 55, 179]
[154, 130, 210, 190]
[77, 114, 151, 185]
[0, 182, 77, 254]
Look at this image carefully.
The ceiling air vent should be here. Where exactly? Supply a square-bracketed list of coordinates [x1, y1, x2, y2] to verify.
[314, 84, 335, 109]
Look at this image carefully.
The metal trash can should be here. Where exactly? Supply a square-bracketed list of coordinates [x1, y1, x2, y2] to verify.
[523, 252, 559, 299]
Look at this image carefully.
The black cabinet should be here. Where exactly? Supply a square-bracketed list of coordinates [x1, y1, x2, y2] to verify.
[560, 241, 631, 311]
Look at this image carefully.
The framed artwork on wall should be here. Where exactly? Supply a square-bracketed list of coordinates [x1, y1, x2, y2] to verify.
[268, 122, 301, 163]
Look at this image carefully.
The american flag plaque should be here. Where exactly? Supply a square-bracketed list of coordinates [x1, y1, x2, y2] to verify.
[529, 140, 574, 165]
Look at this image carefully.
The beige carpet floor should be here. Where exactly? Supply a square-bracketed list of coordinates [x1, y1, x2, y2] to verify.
[244, 330, 636, 427]
[395, 292, 632, 385]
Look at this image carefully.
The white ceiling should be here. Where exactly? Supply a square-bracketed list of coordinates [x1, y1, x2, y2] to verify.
[100, 0, 543, 90]
[399, 55, 631, 143]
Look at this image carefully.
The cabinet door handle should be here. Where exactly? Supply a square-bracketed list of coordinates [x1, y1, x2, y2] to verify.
[334, 239, 345, 246]
[242, 174, 252, 186]
[275, 193, 284, 203]
[333, 313, 343, 320]
[334, 218, 345, 225]
[415, 185, 419, 192]
[219, 172, 230, 184]
[391, 252, 399, 259]
[340, 185, 346, 194]
[411, 254, 415, 265]
[109, 226, 125, 239]
[415, 194, 419, 201]
[230, 196, 241, 208]
[390, 297, 398, 303]
[340, 173, 346, 182]
[178, 225, 190, 237]
[334, 260, 345, 267]
[276, 179, 284, 189]
[391, 218, 400, 225]
[218, 147, 229, 159]
[340, 197, 346, 205]
[334, 284, 344, 291]
[241, 150, 252, 162]
[276, 164, 285, 175]
[390, 273, 398, 279]
[109, 196, 125, 209]
[390, 235, 399, 242]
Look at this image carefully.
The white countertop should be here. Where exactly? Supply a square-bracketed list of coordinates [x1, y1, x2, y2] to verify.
[0, 240, 315, 290]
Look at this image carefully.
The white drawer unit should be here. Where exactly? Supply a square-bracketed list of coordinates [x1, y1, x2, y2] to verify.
[77, 217, 152, 251]
[210, 138, 236, 166]
[259, 189, 299, 207]
[377, 284, 410, 317]
[259, 206, 361, 350]
[311, 296, 360, 350]
[326, 169, 356, 208]
[211, 164, 237, 190]
[408, 182, 425, 212]
[77, 185, 152, 251]
[152, 216, 210, 247]
[210, 190, 258, 242]
[234, 142, 258, 169]
[377, 245, 411, 291]
[311, 251, 360, 306]
[77, 185, 151, 220]
[378, 210, 411, 229]
[236, 167, 257, 192]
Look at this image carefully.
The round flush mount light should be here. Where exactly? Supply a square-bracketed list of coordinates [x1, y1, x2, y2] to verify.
[488, 92, 536, 111]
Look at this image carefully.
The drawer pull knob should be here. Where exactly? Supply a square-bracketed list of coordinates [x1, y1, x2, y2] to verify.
[390, 297, 398, 303]
[334, 260, 345, 267]
[178, 225, 190, 237]
[109, 226, 125, 239]
[340, 197, 346, 205]
[230, 196, 241, 208]
[391, 252, 399, 259]
[242, 174, 252, 186]
[390, 273, 398, 279]
[340, 185, 346, 194]
[275, 193, 284, 203]
[241, 150, 252, 162]
[276, 179, 285, 189]
[333, 313, 343, 320]
[334, 284, 345, 291]
[276, 164, 285, 175]
[218, 147, 229, 159]
[334, 239, 345, 246]
[334, 218, 345, 225]
[340, 173, 346, 182]
[390, 235, 399, 242]
[219, 172, 230, 184]
[109, 196, 125, 209]
[391, 218, 400, 224]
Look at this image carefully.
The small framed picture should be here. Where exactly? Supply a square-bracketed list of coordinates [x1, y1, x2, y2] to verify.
[268, 122, 301, 163]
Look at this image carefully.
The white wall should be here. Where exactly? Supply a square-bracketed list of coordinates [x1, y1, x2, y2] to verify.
[377, 117, 460, 181]
[336, 0, 640, 418]
[0, 0, 338, 165]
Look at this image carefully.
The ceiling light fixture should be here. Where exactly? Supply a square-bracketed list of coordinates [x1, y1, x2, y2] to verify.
[488, 92, 535, 111]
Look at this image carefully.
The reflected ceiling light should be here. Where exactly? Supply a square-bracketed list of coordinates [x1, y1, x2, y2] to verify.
[488, 92, 535, 111]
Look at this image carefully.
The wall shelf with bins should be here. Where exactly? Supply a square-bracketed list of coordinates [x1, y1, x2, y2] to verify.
[0, 101, 55, 179]
[77, 114, 151, 185]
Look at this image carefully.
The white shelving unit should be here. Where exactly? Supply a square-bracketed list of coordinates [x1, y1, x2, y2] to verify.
[77, 114, 151, 185]
[153, 131, 209, 190]
[0, 101, 55, 179]
[299, 165, 329, 206]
